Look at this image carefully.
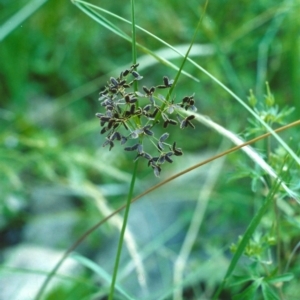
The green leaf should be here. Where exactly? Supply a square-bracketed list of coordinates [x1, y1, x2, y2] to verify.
[265, 273, 294, 284]
[261, 282, 280, 300]
[229, 275, 254, 287]
[233, 278, 262, 300]
[212, 178, 282, 300]
[71, 252, 135, 300]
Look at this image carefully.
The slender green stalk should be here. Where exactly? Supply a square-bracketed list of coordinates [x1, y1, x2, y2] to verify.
[154, 0, 209, 123]
[167, 0, 208, 99]
[108, 1, 138, 299]
[131, 0, 137, 67]
[108, 161, 139, 300]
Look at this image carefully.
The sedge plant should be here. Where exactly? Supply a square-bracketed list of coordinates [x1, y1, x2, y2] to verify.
[32, 1, 300, 299]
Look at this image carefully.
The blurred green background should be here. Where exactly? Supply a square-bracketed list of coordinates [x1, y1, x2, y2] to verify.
[1, 0, 300, 299]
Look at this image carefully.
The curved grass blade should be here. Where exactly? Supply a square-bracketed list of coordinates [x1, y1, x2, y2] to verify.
[0, 0, 48, 42]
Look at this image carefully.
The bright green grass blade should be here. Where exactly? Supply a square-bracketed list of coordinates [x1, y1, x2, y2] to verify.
[0, 0, 48, 42]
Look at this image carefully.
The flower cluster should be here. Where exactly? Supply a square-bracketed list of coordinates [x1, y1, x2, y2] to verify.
[96, 64, 197, 176]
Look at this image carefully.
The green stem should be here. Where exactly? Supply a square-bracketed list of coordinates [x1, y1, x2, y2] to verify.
[108, 161, 139, 300]
[153, 0, 209, 123]
[108, 1, 138, 299]
[131, 0, 137, 66]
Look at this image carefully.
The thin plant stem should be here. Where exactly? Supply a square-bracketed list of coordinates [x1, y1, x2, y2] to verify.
[131, 0, 137, 67]
[108, 1, 138, 299]
[108, 161, 139, 300]
[154, 0, 209, 124]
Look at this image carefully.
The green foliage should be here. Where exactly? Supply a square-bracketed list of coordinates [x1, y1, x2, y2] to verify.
[245, 84, 295, 137]
[1, 0, 300, 300]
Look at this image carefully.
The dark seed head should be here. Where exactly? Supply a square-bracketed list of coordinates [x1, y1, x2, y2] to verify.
[107, 120, 115, 129]
[144, 129, 154, 136]
[123, 69, 130, 76]
[109, 141, 114, 151]
[158, 155, 165, 164]
[163, 76, 169, 86]
[182, 96, 189, 103]
[143, 86, 150, 94]
[142, 152, 152, 160]
[130, 104, 135, 114]
[163, 120, 169, 128]
[125, 95, 131, 103]
[106, 105, 114, 111]
[180, 120, 187, 129]
[165, 155, 173, 163]
[169, 119, 177, 125]
[157, 141, 164, 151]
[150, 107, 159, 118]
[101, 127, 108, 134]
[157, 85, 167, 89]
[159, 133, 169, 142]
[153, 165, 161, 177]
[143, 104, 151, 112]
[187, 115, 195, 121]
[172, 142, 183, 156]
[110, 131, 121, 141]
[110, 77, 118, 86]
[119, 79, 126, 86]
[124, 143, 139, 151]
[121, 136, 127, 145]
[132, 71, 142, 79]
[149, 86, 155, 93]
[131, 63, 139, 69]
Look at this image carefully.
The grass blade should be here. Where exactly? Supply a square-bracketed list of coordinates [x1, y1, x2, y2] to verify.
[0, 0, 48, 42]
